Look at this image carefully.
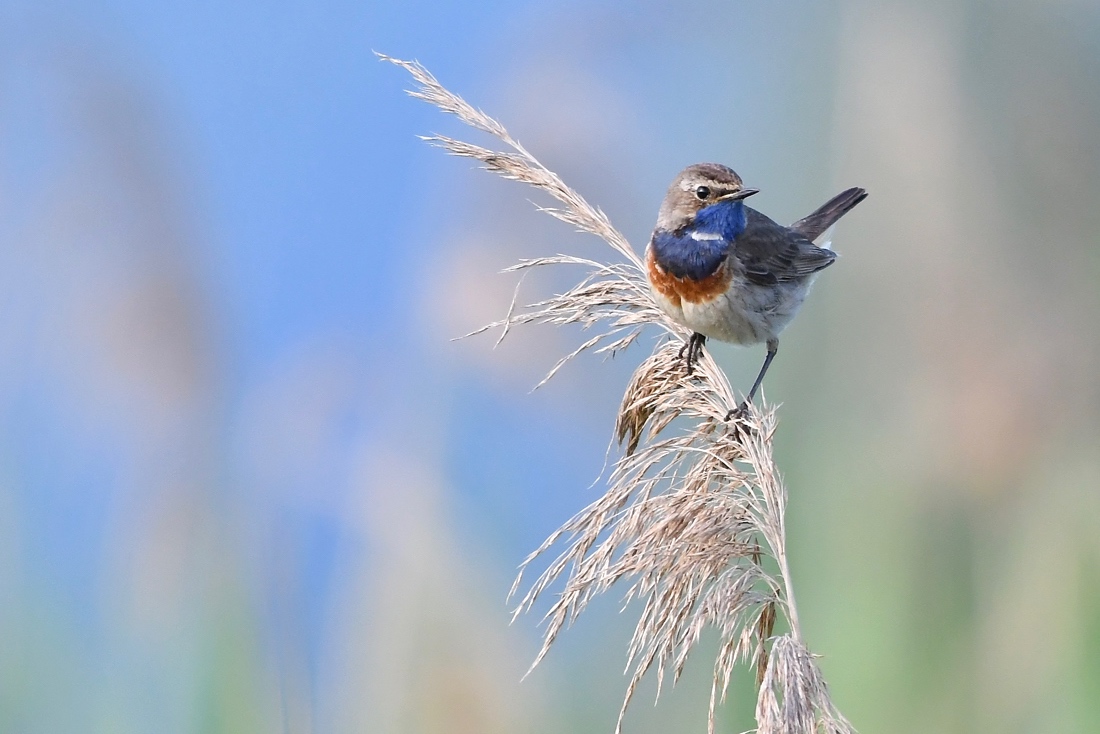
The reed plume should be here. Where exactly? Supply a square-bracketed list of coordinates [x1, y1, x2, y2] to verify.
[381, 53, 855, 734]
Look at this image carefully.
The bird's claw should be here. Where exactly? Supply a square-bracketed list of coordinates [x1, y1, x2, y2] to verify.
[723, 402, 758, 439]
[679, 333, 707, 376]
[724, 402, 749, 422]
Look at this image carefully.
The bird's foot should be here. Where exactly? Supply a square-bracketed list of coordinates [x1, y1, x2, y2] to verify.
[678, 333, 707, 375]
[723, 401, 749, 422]
[723, 401, 757, 439]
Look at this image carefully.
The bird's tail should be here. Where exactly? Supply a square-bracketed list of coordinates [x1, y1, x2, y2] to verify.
[790, 187, 867, 242]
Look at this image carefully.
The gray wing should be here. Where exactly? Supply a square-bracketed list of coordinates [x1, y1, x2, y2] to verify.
[732, 208, 837, 286]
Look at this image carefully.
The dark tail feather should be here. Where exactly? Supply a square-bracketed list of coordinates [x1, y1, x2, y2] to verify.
[791, 187, 867, 241]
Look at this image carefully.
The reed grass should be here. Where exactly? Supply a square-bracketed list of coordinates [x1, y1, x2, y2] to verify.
[381, 53, 855, 734]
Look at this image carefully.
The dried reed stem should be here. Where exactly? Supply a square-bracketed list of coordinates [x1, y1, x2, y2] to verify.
[381, 53, 855, 734]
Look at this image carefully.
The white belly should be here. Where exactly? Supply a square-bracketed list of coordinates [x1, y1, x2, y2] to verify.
[653, 276, 816, 346]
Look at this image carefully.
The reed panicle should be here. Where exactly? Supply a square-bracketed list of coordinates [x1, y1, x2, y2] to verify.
[381, 53, 855, 734]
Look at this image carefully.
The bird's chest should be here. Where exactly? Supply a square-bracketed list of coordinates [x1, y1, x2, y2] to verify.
[647, 245, 809, 345]
[646, 247, 733, 310]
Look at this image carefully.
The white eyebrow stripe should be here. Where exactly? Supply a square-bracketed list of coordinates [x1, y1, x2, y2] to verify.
[690, 230, 724, 241]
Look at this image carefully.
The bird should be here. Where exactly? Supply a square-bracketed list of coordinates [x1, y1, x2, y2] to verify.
[644, 162, 866, 418]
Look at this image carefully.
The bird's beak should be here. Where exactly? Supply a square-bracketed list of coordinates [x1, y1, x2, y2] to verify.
[721, 188, 759, 201]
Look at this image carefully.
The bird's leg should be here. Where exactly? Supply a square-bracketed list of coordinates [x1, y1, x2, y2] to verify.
[690, 334, 707, 373]
[744, 338, 779, 405]
[678, 332, 707, 375]
[726, 338, 779, 421]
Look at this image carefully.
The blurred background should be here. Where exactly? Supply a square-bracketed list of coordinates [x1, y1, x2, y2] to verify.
[1, 0, 1098, 732]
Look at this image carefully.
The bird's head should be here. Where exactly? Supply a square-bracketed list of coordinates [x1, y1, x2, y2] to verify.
[656, 163, 758, 231]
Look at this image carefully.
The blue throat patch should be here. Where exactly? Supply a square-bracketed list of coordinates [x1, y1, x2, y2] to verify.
[652, 200, 747, 280]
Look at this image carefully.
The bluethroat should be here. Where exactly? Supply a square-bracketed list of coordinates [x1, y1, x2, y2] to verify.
[645, 163, 866, 418]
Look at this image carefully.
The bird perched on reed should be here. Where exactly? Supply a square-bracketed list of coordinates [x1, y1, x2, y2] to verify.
[645, 163, 866, 418]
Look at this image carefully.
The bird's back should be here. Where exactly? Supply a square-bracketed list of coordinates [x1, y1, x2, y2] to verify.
[731, 208, 837, 286]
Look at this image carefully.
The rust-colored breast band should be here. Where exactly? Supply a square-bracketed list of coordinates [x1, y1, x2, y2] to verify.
[647, 250, 731, 306]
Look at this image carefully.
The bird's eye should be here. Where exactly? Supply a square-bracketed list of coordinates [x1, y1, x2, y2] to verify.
[695, 186, 710, 200]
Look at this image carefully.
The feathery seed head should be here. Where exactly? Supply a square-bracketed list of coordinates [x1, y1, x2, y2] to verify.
[382, 53, 855, 734]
